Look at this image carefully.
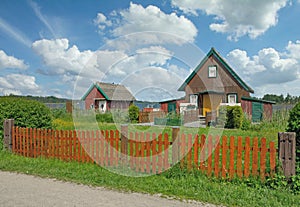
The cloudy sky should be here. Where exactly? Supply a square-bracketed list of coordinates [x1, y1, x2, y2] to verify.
[0, 0, 300, 101]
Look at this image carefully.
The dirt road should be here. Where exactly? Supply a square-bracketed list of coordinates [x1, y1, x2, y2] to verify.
[0, 171, 218, 207]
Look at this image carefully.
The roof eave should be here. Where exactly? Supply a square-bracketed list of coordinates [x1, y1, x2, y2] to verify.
[178, 47, 255, 93]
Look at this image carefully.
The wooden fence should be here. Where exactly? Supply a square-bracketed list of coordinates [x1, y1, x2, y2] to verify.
[10, 125, 277, 179]
[139, 111, 166, 123]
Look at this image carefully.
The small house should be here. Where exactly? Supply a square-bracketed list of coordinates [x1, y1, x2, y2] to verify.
[82, 82, 135, 112]
[178, 47, 274, 121]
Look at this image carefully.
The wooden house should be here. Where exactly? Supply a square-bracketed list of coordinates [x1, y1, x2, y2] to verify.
[178, 47, 274, 121]
[178, 48, 274, 122]
[82, 82, 135, 112]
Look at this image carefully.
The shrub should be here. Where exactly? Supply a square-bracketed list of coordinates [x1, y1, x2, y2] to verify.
[217, 106, 227, 127]
[128, 104, 139, 123]
[224, 106, 243, 129]
[286, 102, 300, 159]
[0, 97, 52, 130]
[241, 114, 251, 130]
[95, 112, 114, 123]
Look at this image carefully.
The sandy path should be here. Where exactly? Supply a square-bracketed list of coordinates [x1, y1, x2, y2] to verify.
[0, 171, 218, 207]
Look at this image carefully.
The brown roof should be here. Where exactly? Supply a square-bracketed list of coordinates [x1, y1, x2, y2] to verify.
[95, 82, 135, 101]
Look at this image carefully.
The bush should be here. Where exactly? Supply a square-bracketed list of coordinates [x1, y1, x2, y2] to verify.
[128, 104, 139, 123]
[286, 102, 300, 159]
[0, 97, 52, 130]
[96, 112, 114, 123]
[224, 106, 243, 129]
[241, 114, 251, 130]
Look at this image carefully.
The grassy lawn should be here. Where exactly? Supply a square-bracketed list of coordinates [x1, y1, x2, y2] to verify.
[0, 149, 299, 207]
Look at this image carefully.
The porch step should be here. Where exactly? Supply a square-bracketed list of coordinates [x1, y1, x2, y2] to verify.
[198, 115, 206, 125]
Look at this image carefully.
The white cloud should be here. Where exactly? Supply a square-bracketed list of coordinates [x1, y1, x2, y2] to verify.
[172, 0, 289, 40]
[94, 13, 112, 31]
[95, 2, 197, 47]
[0, 50, 28, 70]
[286, 40, 300, 60]
[0, 74, 40, 95]
[32, 38, 98, 76]
[31, 37, 192, 100]
[226, 42, 300, 96]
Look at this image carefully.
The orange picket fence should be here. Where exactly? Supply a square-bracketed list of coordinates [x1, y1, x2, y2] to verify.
[11, 126, 277, 179]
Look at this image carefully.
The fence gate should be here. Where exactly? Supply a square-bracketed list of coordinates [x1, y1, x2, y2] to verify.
[278, 132, 296, 177]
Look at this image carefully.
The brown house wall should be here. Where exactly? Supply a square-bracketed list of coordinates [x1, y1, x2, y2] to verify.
[84, 86, 105, 109]
[185, 55, 250, 103]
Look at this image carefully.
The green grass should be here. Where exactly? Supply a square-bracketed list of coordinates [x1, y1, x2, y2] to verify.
[0, 150, 299, 207]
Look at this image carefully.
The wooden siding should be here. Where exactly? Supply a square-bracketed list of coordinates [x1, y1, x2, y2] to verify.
[184, 55, 250, 103]
[85, 86, 105, 110]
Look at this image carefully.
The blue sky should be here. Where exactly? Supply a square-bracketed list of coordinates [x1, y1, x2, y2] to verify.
[0, 0, 300, 101]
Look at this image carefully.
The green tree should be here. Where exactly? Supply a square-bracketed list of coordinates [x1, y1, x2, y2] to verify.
[0, 97, 52, 130]
[128, 104, 139, 123]
[286, 102, 300, 159]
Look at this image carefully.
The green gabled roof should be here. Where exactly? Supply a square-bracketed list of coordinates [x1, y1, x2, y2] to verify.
[81, 83, 110, 101]
[178, 47, 254, 93]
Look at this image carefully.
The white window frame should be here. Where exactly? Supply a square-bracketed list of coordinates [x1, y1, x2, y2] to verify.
[189, 94, 198, 107]
[227, 94, 237, 104]
[208, 65, 217, 78]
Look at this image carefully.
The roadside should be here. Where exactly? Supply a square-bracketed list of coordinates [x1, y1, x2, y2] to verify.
[0, 171, 219, 207]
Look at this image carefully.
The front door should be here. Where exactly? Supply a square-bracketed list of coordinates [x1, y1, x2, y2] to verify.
[198, 94, 203, 116]
[252, 102, 263, 122]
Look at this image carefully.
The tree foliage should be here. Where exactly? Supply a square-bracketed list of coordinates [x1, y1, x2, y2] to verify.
[0, 97, 52, 130]
[262, 93, 300, 104]
[224, 106, 244, 129]
[286, 102, 300, 158]
[128, 104, 139, 123]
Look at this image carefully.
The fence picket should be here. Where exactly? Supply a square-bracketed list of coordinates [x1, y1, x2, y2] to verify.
[237, 136, 243, 178]
[146, 133, 151, 174]
[129, 132, 134, 169]
[221, 136, 227, 178]
[229, 136, 235, 179]
[193, 134, 199, 167]
[199, 134, 206, 172]
[260, 138, 267, 180]
[152, 134, 157, 174]
[158, 134, 163, 174]
[180, 134, 186, 168]
[252, 138, 259, 176]
[214, 136, 220, 178]
[207, 135, 213, 177]
[244, 137, 250, 178]
[163, 133, 169, 170]
[140, 132, 145, 173]
[187, 134, 193, 170]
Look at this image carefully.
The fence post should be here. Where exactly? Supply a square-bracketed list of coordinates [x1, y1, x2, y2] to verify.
[3, 119, 14, 151]
[278, 132, 296, 177]
[172, 127, 180, 165]
[121, 124, 128, 164]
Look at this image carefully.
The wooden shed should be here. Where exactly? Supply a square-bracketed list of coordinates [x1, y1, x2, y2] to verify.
[160, 98, 186, 114]
[241, 97, 275, 122]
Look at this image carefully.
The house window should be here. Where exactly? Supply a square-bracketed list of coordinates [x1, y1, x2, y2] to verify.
[227, 94, 237, 104]
[208, 65, 217, 78]
[189, 94, 198, 107]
